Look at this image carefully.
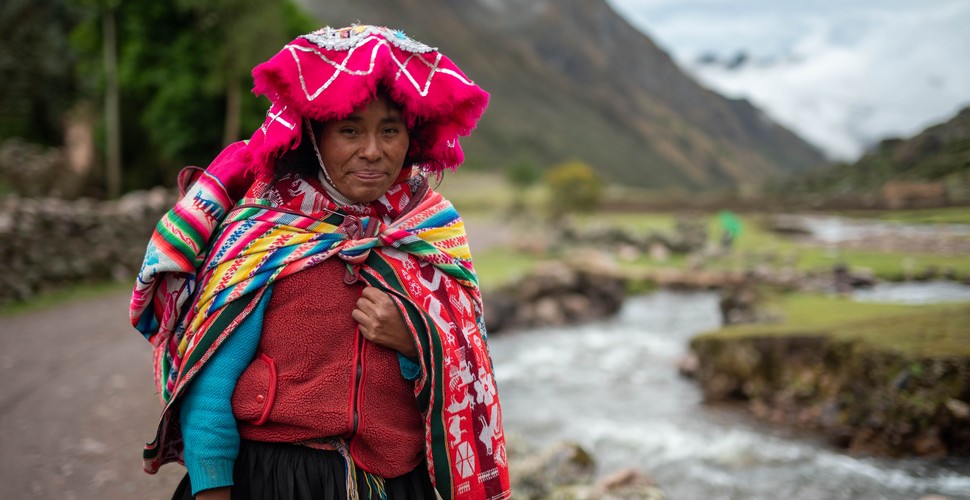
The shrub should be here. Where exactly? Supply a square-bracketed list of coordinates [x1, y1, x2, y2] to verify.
[544, 160, 603, 216]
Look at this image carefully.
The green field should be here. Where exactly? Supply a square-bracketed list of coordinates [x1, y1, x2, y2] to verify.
[462, 206, 970, 292]
[700, 293, 970, 357]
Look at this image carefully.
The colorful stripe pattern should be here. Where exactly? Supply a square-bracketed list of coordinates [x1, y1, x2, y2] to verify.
[130, 171, 234, 399]
[131, 173, 509, 499]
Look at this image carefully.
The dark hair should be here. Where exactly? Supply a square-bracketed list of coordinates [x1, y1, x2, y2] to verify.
[273, 120, 319, 182]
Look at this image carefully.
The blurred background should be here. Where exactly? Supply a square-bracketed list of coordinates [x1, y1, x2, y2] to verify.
[1, 0, 968, 499]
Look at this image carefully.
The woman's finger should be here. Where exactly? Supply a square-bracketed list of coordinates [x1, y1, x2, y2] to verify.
[351, 308, 371, 329]
[360, 286, 391, 306]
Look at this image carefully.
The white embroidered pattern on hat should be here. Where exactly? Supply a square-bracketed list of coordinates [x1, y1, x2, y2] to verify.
[302, 25, 436, 54]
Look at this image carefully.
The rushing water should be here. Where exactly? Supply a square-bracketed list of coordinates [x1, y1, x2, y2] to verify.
[779, 215, 970, 244]
[489, 290, 970, 499]
[853, 281, 970, 305]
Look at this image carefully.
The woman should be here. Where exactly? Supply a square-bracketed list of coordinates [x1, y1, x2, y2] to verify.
[130, 25, 510, 500]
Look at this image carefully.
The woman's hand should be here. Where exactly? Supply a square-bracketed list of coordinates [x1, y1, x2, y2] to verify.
[196, 486, 231, 500]
[352, 287, 417, 358]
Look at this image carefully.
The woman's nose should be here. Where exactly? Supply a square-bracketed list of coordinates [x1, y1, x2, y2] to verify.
[359, 134, 381, 161]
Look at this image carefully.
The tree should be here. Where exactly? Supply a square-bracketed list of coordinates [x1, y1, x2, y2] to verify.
[70, 0, 316, 193]
[101, 2, 121, 198]
[0, 0, 81, 145]
[544, 160, 603, 216]
[505, 160, 540, 212]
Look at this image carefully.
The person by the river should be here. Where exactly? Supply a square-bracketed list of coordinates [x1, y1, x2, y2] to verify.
[717, 209, 743, 250]
[129, 25, 510, 500]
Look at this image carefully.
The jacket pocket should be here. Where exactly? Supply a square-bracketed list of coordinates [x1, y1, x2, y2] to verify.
[231, 353, 277, 425]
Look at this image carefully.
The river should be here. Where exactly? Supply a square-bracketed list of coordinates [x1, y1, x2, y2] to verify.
[489, 288, 970, 499]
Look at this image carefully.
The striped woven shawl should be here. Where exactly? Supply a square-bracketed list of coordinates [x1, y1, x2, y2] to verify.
[130, 172, 510, 500]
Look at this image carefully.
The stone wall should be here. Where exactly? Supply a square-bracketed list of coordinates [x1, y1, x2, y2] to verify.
[0, 189, 176, 306]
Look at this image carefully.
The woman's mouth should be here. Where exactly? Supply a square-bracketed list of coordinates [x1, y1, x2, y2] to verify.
[351, 171, 385, 181]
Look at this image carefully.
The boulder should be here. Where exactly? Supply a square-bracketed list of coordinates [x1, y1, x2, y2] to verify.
[511, 441, 596, 499]
[483, 258, 627, 333]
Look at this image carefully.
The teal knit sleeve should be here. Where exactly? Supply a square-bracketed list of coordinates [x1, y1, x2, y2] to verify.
[390, 295, 426, 381]
[180, 289, 272, 495]
[397, 353, 421, 380]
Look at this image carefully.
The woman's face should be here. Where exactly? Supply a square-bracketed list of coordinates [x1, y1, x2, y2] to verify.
[317, 96, 410, 203]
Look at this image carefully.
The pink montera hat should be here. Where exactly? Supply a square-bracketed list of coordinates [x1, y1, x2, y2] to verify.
[243, 25, 489, 179]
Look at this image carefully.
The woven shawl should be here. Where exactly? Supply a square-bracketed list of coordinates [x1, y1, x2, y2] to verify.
[130, 173, 510, 500]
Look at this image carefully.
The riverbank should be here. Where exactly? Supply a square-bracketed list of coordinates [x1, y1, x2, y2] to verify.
[688, 294, 970, 457]
[490, 290, 970, 499]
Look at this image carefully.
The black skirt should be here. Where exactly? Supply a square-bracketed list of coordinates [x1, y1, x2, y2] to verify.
[171, 440, 436, 500]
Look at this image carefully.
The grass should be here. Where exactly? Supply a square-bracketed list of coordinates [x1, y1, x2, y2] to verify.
[472, 247, 542, 291]
[572, 211, 681, 233]
[792, 247, 970, 279]
[454, 196, 970, 288]
[436, 171, 531, 216]
[703, 293, 970, 357]
[579, 210, 970, 281]
[0, 280, 131, 317]
[837, 206, 970, 225]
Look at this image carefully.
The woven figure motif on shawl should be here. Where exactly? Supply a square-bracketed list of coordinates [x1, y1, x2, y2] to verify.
[245, 24, 489, 181]
[130, 25, 509, 500]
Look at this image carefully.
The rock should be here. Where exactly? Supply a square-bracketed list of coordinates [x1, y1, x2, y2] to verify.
[512, 441, 596, 499]
[676, 353, 699, 378]
[718, 280, 760, 325]
[915, 265, 940, 281]
[764, 216, 812, 236]
[503, 433, 532, 462]
[550, 483, 666, 500]
[671, 216, 707, 253]
[506, 436, 667, 500]
[0, 139, 68, 197]
[912, 428, 947, 458]
[648, 242, 670, 262]
[617, 244, 640, 262]
[848, 427, 891, 456]
[533, 297, 567, 326]
[833, 264, 876, 292]
[483, 290, 518, 334]
[486, 258, 627, 333]
[592, 468, 666, 499]
[560, 293, 594, 322]
[944, 398, 970, 420]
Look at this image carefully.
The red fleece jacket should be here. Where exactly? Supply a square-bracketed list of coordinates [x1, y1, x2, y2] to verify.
[230, 258, 425, 478]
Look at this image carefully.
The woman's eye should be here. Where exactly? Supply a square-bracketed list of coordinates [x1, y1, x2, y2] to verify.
[383, 127, 401, 135]
[340, 128, 358, 135]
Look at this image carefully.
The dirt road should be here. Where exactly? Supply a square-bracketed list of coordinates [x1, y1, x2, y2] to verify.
[0, 290, 183, 499]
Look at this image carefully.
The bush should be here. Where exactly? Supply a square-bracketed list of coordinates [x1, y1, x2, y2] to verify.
[545, 161, 603, 216]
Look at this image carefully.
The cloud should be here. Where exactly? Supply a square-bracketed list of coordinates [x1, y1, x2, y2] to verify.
[608, 0, 970, 160]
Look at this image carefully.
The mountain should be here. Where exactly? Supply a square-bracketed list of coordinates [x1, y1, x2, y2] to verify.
[295, 0, 825, 189]
[782, 106, 970, 198]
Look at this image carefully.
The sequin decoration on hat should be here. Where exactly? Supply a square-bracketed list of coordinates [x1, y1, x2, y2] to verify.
[302, 25, 436, 54]
[244, 24, 489, 180]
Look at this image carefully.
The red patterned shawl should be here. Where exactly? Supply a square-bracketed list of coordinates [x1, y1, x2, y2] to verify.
[131, 173, 510, 499]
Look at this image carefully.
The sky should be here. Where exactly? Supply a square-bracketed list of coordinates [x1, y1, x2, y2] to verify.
[606, 0, 970, 161]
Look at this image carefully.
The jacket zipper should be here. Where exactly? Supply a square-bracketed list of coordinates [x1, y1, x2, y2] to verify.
[349, 326, 365, 436]
[235, 202, 373, 436]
